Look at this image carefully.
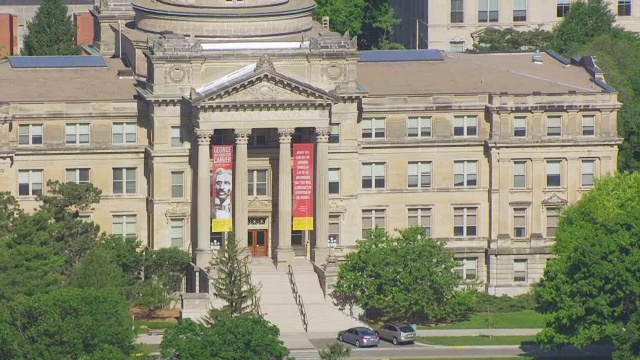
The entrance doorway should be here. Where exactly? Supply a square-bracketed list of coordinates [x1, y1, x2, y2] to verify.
[247, 229, 268, 256]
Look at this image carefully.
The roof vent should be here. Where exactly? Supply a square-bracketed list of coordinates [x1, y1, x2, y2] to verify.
[322, 16, 330, 29]
[532, 50, 544, 64]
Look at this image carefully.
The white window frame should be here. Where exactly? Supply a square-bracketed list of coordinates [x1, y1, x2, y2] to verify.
[514, 259, 528, 282]
[112, 214, 137, 239]
[18, 169, 43, 196]
[547, 116, 562, 137]
[619, 0, 632, 16]
[546, 207, 559, 238]
[112, 122, 137, 144]
[361, 163, 386, 189]
[450, 41, 465, 52]
[513, 0, 526, 21]
[407, 116, 432, 138]
[362, 118, 386, 139]
[478, 0, 499, 22]
[513, 116, 527, 137]
[170, 218, 185, 248]
[453, 207, 478, 237]
[66, 168, 91, 185]
[362, 209, 386, 238]
[546, 160, 562, 188]
[113, 167, 137, 194]
[248, 169, 268, 197]
[454, 115, 478, 137]
[557, 0, 570, 17]
[408, 161, 432, 188]
[170, 126, 182, 147]
[454, 258, 478, 281]
[451, 0, 464, 23]
[454, 160, 478, 187]
[18, 124, 43, 145]
[408, 207, 432, 237]
[329, 124, 340, 144]
[65, 123, 90, 145]
[171, 171, 185, 198]
[582, 115, 596, 136]
[513, 161, 526, 189]
[513, 208, 527, 238]
[329, 168, 340, 195]
[329, 214, 341, 245]
[581, 160, 595, 187]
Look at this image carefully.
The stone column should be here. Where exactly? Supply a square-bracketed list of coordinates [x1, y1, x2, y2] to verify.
[313, 127, 331, 265]
[195, 129, 213, 271]
[276, 128, 295, 269]
[234, 129, 251, 252]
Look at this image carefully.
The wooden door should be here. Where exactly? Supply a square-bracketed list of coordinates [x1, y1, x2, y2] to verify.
[247, 229, 268, 256]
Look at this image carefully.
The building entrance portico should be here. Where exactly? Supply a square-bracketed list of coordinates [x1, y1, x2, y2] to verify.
[247, 229, 268, 256]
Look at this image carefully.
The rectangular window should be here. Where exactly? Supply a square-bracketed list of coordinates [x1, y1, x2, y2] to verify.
[362, 209, 386, 238]
[454, 160, 478, 187]
[65, 123, 90, 145]
[292, 230, 304, 246]
[171, 171, 184, 198]
[513, 0, 526, 21]
[581, 160, 595, 187]
[329, 124, 340, 144]
[361, 163, 385, 189]
[582, 115, 595, 136]
[478, 0, 499, 22]
[408, 208, 432, 237]
[18, 124, 43, 145]
[451, 0, 464, 23]
[514, 259, 528, 282]
[557, 0, 570, 17]
[513, 116, 527, 137]
[18, 169, 43, 196]
[546, 208, 559, 237]
[619, 0, 631, 16]
[454, 258, 478, 281]
[66, 168, 90, 185]
[454, 207, 477, 237]
[408, 161, 432, 188]
[362, 118, 386, 139]
[547, 116, 562, 136]
[112, 122, 137, 144]
[170, 219, 184, 248]
[113, 168, 137, 194]
[112, 215, 137, 239]
[450, 41, 465, 52]
[513, 208, 527, 238]
[407, 117, 432, 137]
[329, 215, 341, 245]
[249, 129, 267, 147]
[453, 115, 478, 137]
[170, 126, 182, 147]
[546, 160, 561, 187]
[248, 169, 268, 196]
[513, 161, 526, 188]
[329, 168, 340, 194]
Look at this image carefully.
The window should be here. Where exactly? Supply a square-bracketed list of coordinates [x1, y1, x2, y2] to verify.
[454, 258, 477, 280]
[478, 0, 499, 22]
[513, 0, 526, 21]
[65, 123, 90, 145]
[112, 122, 137, 144]
[362, 209, 386, 238]
[66, 168, 90, 185]
[454, 116, 478, 137]
[450, 41, 465, 52]
[292, 230, 304, 246]
[514, 259, 528, 282]
[329, 215, 341, 245]
[582, 115, 595, 136]
[407, 117, 432, 137]
[454, 160, 478, 187]
[171, 171, 184, 198]
[170, 219, 184, 248]
[451, 0, 464, 23]
[248, 169, 268, 196]
[18, 170, 43, 196]
[513, 208, 527, 238]
[249, 129, 267, 147]
[329, 124, 340, 144]
[546, 160, 561, 187]
[546, 208, 559, 237]
[513, 161, 526, 188]
[547, 116, 562, 136]
[113, 168, 137, 194]
[581, 160, 595, 187]
[170, 126, 182, 147]
[362, 118, 386, 139]
[361, 163, 385, 189]
[408, 161, 432, 188]
[77, 214, 92, 222]
[18, 124, 43, 145]
[619, 0, 631, 16]
[329, 168, 340, 194]
[513, 116, 527, 137]
[408, 208, 431, 237]
[454, 207, 477, 237]
[557, 0, 570, 17]
[112, 215, 137, 239]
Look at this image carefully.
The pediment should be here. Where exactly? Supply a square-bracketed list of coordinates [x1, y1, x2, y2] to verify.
[219, 78, 318, 103]
[542, 193, 568, 206]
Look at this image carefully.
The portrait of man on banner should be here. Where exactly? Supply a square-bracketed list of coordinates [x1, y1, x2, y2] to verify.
[212, 145, 234, 232]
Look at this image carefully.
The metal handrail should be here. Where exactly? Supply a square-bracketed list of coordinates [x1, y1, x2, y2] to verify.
[288, 265, 309, 332]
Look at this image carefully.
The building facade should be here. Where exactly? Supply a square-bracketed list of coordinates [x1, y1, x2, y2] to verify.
[0, 0, 621, 296]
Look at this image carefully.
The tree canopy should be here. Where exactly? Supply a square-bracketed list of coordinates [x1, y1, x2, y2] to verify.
[332, 226, 477, 324]
[22, 0, 81, 56]
[535, 172, 640, 359]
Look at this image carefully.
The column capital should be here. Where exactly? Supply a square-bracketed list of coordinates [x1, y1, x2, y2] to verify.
[278, 128, 295, 143]
[234, 129, 252, 145]
[195, 129, 214, 145]
[315, 127, 331, 143]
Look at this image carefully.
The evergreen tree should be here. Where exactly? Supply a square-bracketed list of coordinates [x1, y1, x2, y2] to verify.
[22, 0, 81, 56]
[210, 233, 261, 316]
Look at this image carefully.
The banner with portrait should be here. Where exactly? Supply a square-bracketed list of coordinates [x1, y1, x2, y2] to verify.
[212, 145, 233, 232]
[293, 143, 314, 231]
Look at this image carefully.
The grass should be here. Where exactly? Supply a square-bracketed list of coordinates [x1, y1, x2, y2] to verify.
[416, 335, 537, 346]
[390, 358, 610, 360]
[134, 320, 176, 334]
[419, 311, 545, 330]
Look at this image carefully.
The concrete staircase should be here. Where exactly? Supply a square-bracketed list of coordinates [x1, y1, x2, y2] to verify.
[289, 349, 322, 360]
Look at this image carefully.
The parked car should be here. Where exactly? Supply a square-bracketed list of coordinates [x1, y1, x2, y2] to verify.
[376, 323, 416, 345]
[337, 327, 380, 347]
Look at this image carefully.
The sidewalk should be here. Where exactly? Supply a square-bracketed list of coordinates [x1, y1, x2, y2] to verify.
[415, 328, 542, 336]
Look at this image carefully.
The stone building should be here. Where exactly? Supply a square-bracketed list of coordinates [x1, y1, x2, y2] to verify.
[0, 0, 621, 299]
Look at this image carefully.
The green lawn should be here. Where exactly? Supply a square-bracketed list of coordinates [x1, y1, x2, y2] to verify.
[416, 335, 536, 346]
[419, 311, 545, 330]
[134, 320, 176, 334]
[390, 358, 609, 360]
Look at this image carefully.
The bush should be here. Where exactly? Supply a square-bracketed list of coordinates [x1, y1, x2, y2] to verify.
[474, 292, 536, 313]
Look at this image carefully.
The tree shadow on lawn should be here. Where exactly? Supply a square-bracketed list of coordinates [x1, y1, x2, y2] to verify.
[519, 341, 613, 359]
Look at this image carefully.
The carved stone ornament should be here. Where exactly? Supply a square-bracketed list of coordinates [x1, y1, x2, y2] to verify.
[255, 54, 276, 72]
[234, 129, 252, 145]
[542, 193, 568, 206]
[224, 81, 309, 102]
[167, 65, 186, 83]
[324, 63, 343, 81]
[165, 203, 190, 220]
[315, 127, 331, 143]
[278, 128, 294, 143]
[248, 197, 273, 210]
[190, 88, 202, 99]
[328, 200, 346, 212]
[195, 129, 213, 145]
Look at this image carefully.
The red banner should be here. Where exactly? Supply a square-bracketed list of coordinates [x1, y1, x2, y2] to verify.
[293, 144, 314, 231]
[212, 145, 233, 232]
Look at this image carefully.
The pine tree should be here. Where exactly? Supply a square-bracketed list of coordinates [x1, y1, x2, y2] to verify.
[22, 0, 81, 56]
[210, 233, 261, 317]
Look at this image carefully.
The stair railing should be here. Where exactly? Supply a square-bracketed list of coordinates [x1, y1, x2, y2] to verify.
[287, 264, 309, 332]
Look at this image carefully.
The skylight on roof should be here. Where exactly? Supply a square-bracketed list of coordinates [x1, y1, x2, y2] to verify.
[359, 49, 444, 63]
[8, 56, 107, 69]
[201, 42, 310, 51]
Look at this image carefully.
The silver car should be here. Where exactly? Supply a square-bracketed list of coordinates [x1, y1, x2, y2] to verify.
[337, 327, 380, 347]
[376, 323, 416, 345]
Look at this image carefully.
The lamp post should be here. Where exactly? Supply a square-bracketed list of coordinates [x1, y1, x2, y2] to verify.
[328, 236, 337, 257]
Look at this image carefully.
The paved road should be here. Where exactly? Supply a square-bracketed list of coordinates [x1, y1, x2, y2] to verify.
[415, 328, 541, 336]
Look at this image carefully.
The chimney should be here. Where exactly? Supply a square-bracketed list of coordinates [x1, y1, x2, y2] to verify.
[322, 16, 330, 29]
[532, 49, 543, 64]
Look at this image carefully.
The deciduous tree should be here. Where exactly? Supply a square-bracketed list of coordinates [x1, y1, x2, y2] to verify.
[473, 28, 552, 51]
[551, 0, 617, 55]
[22, 0, 81, 56]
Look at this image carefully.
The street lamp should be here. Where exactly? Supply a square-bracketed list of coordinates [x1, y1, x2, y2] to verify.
[328, 236, 337, 248]
[211, 240, 221, 251]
